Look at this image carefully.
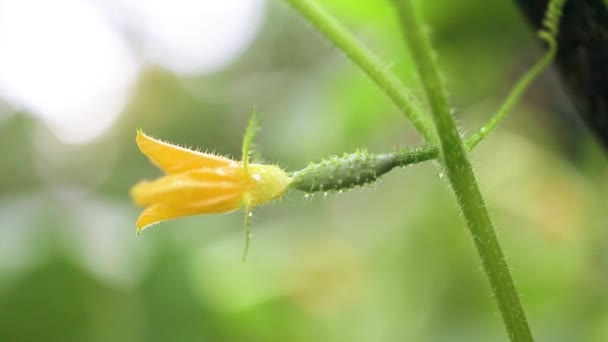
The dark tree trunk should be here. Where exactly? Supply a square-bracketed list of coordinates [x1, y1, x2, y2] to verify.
[515, 0, 608, 150]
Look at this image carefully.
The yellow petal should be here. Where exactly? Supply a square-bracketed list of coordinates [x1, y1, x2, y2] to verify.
[136, 197, 241, 231]
[130, 168, 246, 207]
[136, 130, 234, 174]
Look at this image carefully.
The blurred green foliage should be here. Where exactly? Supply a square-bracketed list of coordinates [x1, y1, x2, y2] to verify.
[0, 0, 607, 341]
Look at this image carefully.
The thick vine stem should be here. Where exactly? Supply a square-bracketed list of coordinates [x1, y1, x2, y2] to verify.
[392, 1, 534, 341]
[281, 0, 436, 142]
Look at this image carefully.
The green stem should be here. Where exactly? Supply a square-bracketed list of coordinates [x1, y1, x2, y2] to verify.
[282, 0, 436, 142]
[392, 1, 533, 341]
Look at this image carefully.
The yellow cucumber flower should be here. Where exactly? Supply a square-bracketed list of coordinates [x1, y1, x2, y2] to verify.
[130, 130, 291, 233]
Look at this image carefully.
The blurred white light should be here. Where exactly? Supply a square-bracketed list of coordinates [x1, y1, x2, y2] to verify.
[32, 123, 121, 195]
[0, 191, 150, 290]
[0, 0, 264, 143]
[0, 0, 139, 144]
[65, 194, 151, 290]
[111, 0, 265, 74]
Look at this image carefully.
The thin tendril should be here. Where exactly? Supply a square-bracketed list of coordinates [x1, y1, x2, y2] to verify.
[466, 0, 566, 150]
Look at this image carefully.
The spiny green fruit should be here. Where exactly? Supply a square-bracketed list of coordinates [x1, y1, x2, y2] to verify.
[290, 151, 393, 192]
[290, 145, 437, 193]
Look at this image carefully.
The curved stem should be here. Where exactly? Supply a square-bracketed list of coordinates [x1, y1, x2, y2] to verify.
[392, 1, 533, 341]
[466, 0, 564, 150]
[466, 32, 558, 150]
[282, 0, 436, 142]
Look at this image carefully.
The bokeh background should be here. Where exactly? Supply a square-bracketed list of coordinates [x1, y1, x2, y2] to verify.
[0, 0, 607, 341]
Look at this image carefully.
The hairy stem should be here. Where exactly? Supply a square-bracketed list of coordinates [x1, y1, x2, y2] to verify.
[392, 1, 533, 341]
[282, 0, 436, 142]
